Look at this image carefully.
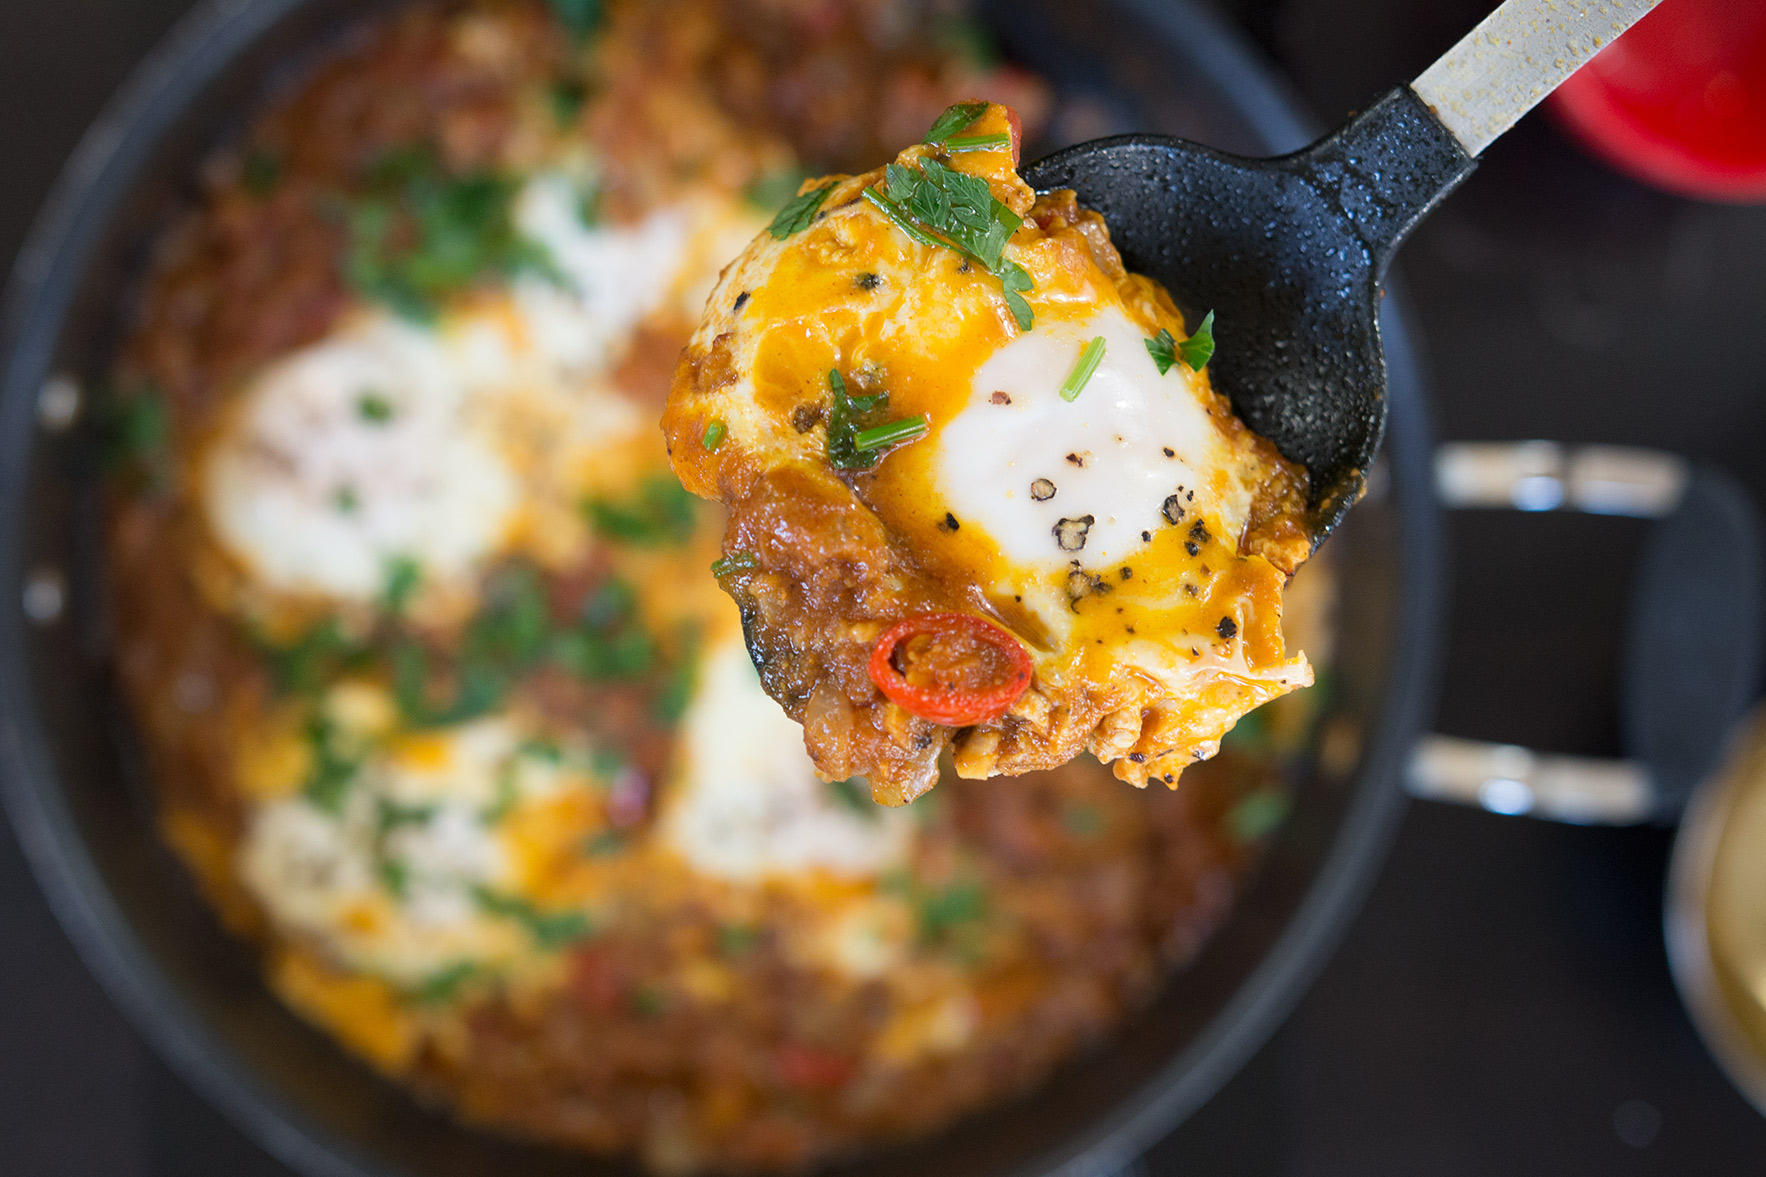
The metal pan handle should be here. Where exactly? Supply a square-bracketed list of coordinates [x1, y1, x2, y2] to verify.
[1407, 443, 1763, 825]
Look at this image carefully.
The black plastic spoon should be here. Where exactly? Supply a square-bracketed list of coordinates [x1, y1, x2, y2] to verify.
[1023, 0, 1660, 546]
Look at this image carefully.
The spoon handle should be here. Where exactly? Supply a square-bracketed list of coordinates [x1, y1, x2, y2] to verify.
[1412, 0, 1663, 157]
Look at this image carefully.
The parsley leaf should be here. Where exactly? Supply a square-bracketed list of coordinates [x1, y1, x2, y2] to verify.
[923, 101, 990, 145]
[1177, 310, 1216, 370]
[746, 166, 808, 213]
[547, 0, 603, 40]
[584, 473, 698, 546]
[1145, 329, 1178, 375]
[473, 887, 594, 948]
[867, 157, 1034, 328]
[550, 579, 657, 682]
[767, 182, 834, 240]
[301, 714, 362, 813]
[824, 369, 890, 470]
[343, 146, 553, 321]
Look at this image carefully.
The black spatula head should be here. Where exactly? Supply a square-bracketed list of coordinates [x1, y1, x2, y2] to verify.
[1024, 88, 1475, 546]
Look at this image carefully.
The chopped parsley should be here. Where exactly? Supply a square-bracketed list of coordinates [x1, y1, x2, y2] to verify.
[1178, 311, 1216, 370]
[1226, 787, 1291, 843]
[1145, 311, 1216, 373]
[865, 155, 1034, 329]
[1145, 330, 1177, 375]
[473, 887, 594, 949]
[701, 418, 727, 451]
[343, 145, 553, 321]
[825, 369, 926, 470]
[547, 0, 603, 39]
[547, 79, 586, 127]
[550, 579, 658, 682]
[710, 551, 758, 578]
[263, 618, 365, 698]
[826, 776, 880, 820]
[746, 166, 809, 213]
[241, 149, 282, 198]
[1058, 336, 1106, 401]
[301, 714, 361, 814]
[651, 626, 701, 724]
[101, 388, 171, 484]
[380, 556, 421, 618]
[922, 100, 989, 145]
[356, 390, 394, 422]
[409, 961, 479, 1005]
[766, 182, 834, 240]
[585, 473, 698, 546]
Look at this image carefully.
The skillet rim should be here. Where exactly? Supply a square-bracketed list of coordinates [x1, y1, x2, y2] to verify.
[0, 1, 1442, 1173]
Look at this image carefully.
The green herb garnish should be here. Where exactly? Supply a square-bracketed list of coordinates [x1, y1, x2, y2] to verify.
[583, 829, 626, 857]
[584, 473, 698, 546]
[410, 961, 479, 1005]
[1177, 310, 1215, 370]
[915, 879, 986, 943]
[357, 390, 394, 422]
[548, 79, 586, 126]
[867, 155, 1034, 329]
[1061, 801, 1104, 838]
[1145, 329, 1177, 375]
[631, 984, 668, 1018]
[718, 923, 760, 958]
[710, 551, 758, 578]
[923, 100, 990, 145]
[343, 145, 553, 321]
[473, 887, 594, 948]
[825, 369, 926, 469]
[241, 149, 282, 198]
[943, 133, 1011, 153]
[550, 579, 658, 682]
[301, 715, 361, 814]
[1058, 336, 1106, 401]
[547, 0, 603, 39]
[264, 618, 365, 698]
[380, 556, 421, 618]
[701, 418, 727, 451]
[767, 182, 834, 240]
[851, 415, 929, 452]
[746, 166, 809, 213]
[826, 776, 880, 821]
[1145, 311, 1216, 374]
[1226, 788, 1291, 844]
[652, 626, 701, 724]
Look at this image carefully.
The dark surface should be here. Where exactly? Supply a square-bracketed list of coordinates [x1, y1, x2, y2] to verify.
[1027, 86, 1475, 544]
[2, 0, 1764, 1174]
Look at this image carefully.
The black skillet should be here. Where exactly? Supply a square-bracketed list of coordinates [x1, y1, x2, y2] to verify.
[0, 1, 1438, 1175]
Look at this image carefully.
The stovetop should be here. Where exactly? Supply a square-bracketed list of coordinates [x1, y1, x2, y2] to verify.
[3, 0, 1765, 1173]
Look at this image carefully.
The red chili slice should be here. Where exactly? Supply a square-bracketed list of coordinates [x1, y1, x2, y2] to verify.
[1006, 108, 1024, 166]
[867, 612, 1033, 727]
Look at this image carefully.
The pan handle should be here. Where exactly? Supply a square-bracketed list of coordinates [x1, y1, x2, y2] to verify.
[1405, 443, 1763, 825]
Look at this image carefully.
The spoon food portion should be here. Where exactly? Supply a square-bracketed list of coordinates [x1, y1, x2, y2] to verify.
[664, 102, 1315, 804]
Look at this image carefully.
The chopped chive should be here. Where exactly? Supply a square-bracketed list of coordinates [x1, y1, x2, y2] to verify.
[942, 133, 1011, 153]
[701, 418, 727, 451]
[1058, 336, 1107, 402]
[711, 551, 758, 578]
[852, 415, 929, 452]
[1177, 311, 1216, 370]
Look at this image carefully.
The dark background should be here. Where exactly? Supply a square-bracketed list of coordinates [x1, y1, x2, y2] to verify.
[4, 0, 1765, 1173]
